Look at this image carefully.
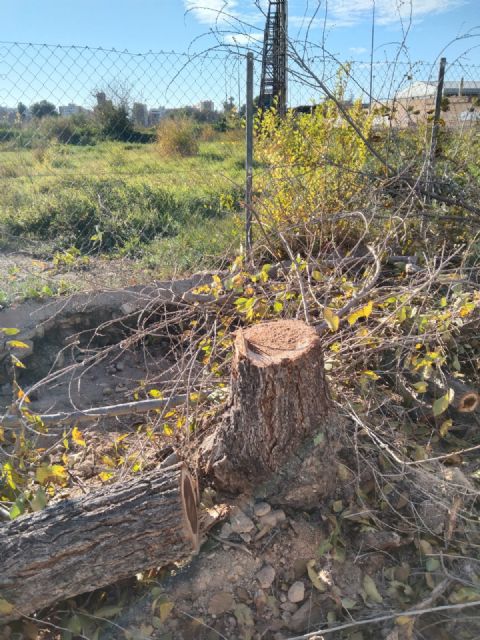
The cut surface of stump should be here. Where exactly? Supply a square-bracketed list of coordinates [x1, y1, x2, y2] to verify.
[0, 463, 199, 624]
[209, 320, 339, 503]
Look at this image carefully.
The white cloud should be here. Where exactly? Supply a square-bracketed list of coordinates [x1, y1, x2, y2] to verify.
[223, 33, 263, 45]
[184, 0, 239, 25]
[330, 0, 464, 27]
[350, 46, 368, 54]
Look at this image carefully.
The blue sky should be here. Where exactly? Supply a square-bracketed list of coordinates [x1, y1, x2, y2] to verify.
[0, 1, 479, 109]
[1, 0, 479, 62]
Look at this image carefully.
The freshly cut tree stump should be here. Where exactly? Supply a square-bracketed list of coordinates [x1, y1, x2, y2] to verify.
[208, 320, 338, 504]
[0, 463, 199, 624]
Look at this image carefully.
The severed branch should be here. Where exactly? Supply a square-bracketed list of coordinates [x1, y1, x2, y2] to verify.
[1, 394, 192, 430]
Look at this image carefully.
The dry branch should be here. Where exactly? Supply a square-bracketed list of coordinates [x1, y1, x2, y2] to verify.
[1, 394, 191, 430]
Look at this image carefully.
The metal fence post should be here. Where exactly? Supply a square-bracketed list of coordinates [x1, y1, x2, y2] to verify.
[245, 51, 254, 259]
[427, 57, 446, 193]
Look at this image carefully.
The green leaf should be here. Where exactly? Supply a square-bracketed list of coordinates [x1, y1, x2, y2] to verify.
[413, 381, 428, 393]
[432, 388, 454, 417]
[449, 587, 480, 604]
[426, 557, 440, 572]
[31, 486, 48, 512]
[363, 575, 383, 604]
[0, 598, 14, 615]
[9, 500, 24, 520]
[273, 301, 284, 314]
[341, 597, 358, 609]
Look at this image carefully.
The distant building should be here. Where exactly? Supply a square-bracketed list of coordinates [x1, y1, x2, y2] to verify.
[0, 107, 17, 124]
[197, 100, 214, 113]
[59, 103, 83, 117]
[396, 80, 480, 100]
[148, 107, 166, 126]
[96, 92, 108, 107]
[132, 102, 148, 127]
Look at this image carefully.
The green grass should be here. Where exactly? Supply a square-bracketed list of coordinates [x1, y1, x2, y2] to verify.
[0, 132, 245, 271]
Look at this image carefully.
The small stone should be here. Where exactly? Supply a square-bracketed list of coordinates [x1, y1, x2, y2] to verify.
[254, 589, 268, 612]
[115, 361, 125, 371]
[280, 593, 287, 603]
[103, 387, 113, 396]
[287, 581, 305, 603]
[281, 602, 298, 613]
[254, 502, 271, 518]
[208, 592, 234, 616]
[258, 509, 286, 528]
[219, 522, 233, 539]
[256, 565, 276, 589]
[240, 532, 252, 543]
[230, 510, 255, 534]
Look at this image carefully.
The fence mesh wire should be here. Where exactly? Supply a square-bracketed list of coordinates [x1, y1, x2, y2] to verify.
[0, 41, 479, 304]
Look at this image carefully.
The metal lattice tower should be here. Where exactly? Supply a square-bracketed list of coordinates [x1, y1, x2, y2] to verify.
[259, 0, 288, 116]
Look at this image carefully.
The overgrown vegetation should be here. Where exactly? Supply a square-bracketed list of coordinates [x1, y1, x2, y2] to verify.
[1, 73, 479, 639]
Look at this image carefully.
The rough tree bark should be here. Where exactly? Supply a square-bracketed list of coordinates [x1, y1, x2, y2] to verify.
[0, 463, 199, 624]
[207, 320, 339, 506]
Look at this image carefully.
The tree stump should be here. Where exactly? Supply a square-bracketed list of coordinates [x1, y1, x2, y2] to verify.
[208, 320, 339, 505]
[0, 463, 199, 624]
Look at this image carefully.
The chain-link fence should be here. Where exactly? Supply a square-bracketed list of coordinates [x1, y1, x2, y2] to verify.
[0, 41, 479, 303]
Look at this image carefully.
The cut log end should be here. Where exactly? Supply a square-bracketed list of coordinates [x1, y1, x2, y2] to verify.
[236, 320, 320, 366]
[457, 392, 479, 413]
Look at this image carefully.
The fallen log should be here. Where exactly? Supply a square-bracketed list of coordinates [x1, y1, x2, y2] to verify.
[427, 375, 479, 414]
[0, 463, 199, 624]
[206, 319, 339, 507]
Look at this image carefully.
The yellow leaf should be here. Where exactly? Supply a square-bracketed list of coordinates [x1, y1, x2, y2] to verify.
[0, 427, 4, 443]
[312, 270, 322, 282]
[36, 464, 67, 485]
[148, 389, 164, 399]
[102, 455, 116, 468]
[1, 328, 20, 335]
[159, 601, 174, 622]
[348, 301, 373, 326]
[362, 370, 380, 380]
[189, 392, 200, 402]
[307, 560, 328, 592]
[71, 426, 86, 447]
[0, 598, 14, 615]
[396, 616, 413, 626]
[7, 340, 30, 349]
[99, 471, 114, 482]
[432, 389, 454, 417]
[439, 419, 453, 438]
[324, 308, 340, 332]
[11, 355, 26, 369]
[163, 425, 173, 436]
[413, 381, 428, 393]
[17, 388, 30, 403]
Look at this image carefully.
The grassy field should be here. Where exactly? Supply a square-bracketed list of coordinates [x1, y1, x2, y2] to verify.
[0, 131, 245, 277]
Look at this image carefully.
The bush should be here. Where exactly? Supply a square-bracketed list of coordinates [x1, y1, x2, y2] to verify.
[39, 115, 98, 146]
[156, 117, 200, 157]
